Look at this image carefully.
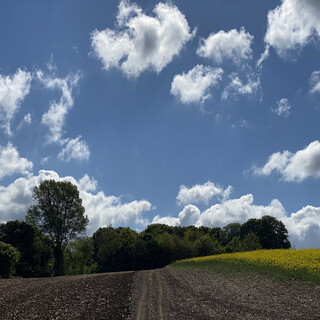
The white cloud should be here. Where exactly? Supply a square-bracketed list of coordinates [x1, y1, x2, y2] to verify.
[153, 189, 320, 248]
[222, 73, 260, 101]
[253, 140, 320, 182]
[178, 204, 201, 226]
[17, 113, 32, 131]
[176, 181, 231, 205]
[284, 205, 320, 249]
[58, 136, 90, 162]
[256, 45, 270, 68]
[38, 70, 82, 144]
[0, 69, 32, 135]
[196, 27, 253, 66]
[40, 157, 49, 166]
[91, 0, 195, 78]
[0, 170, 153, 235]
[171, 65, 223, 104]
[272, 98, 291, 117]
[265, 0, 320, 58]
[199, 195, 286, 228]
[0, 143, 33, 180]
[309, 71, 320, 93]
[151, 215, 180, 227]
[79, 174, 97, 193]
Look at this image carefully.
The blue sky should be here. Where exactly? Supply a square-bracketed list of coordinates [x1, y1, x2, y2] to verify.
[1, 0, 320, 248]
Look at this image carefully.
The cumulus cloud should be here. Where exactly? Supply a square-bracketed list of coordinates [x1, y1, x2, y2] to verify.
[153, 189, 320, 248]
[222, 73, 260, 101]
[198, 195, 285, 228]
[272, 98, 291, 117]
[58, 136, 90, 162]
[309, 71, 320, 93]
[171, 65, 223, 104]
[176, 181, 231, 205]
[38, 71, 82, 144]
[265, 0, 320, 58]
[196, 27, 253, 66]
[0, 69, 32, 135]
[91, 0, 195, 78]
[151, 215, 180, 227]
[178, 205, 201, 226]
[0, 143, 33, 180]
[0, 170, 153, 234]
[284, 205, 320, 248]
[253, 140, 320, 182]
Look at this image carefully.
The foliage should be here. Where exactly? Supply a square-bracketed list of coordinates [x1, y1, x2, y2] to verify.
[64, 237, 97, 275]
[242, 232, 262, 251]
[240, 216, 291, 249]
[0, 220, 53, 277]
[0, 241, 20, 278]
[0, 213, 291, 277]
[26, 180, 88, 276]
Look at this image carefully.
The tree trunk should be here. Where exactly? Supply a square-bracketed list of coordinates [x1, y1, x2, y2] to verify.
[54, 245, 64, 276]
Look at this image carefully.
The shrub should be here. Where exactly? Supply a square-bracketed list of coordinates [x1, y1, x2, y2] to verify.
[0, 241, 20, 278]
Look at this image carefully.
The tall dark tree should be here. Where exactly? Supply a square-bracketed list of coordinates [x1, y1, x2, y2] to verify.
[258, 215, 291, 249]
[26, 180, 88, 276]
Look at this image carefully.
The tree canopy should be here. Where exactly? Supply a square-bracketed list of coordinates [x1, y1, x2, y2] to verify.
[26, 180, 88, 275]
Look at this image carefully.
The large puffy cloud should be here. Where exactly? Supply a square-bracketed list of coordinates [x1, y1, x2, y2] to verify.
[198, 195, 286, 228]
[196, 27, 253, 66]
[0, 69, 32, 135]
[284, 206, 320, 248]
[221, 73, 260, 101]
[0, 143, 33, 180]
[58, 136, 90, 162]
[171, 65, 223, 104]
[38, 71, 82, 144]
[153, 189, 320, 248]
[309, 71, 320, 94]
[253, 140, 320, 182]
[0, 170, 153, 235]
[176, 181, 231, 205]
[265, 0, 320, 58]
[178, 205, 201, 226]
[91, 0, 195, 78]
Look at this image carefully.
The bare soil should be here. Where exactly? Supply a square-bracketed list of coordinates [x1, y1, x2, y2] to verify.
[1, 267, 320, 319]
[0, 272, 134, 320]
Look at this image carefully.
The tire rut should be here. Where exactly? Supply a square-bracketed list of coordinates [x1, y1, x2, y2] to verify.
[134, 269, 164, 320]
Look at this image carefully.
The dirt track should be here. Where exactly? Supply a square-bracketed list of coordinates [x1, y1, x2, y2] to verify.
[1, 267, 320, 319]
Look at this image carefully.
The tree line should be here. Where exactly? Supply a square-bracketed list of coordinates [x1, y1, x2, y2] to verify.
[0, 180, 291, 278]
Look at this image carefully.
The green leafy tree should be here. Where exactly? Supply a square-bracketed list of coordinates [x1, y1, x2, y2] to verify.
[0, 220, 53, 277]
[93, 227, 121, 272]
[258, 215, 291, 249]
[242, 232, 262, 251]
[195, 234, 222, 257]
[223, 223, 241, 244]
[0, 241, 20, 278]
[26, 180, 88, 276]
[64, 237, 97, 275]
[225, 236, 242, 253]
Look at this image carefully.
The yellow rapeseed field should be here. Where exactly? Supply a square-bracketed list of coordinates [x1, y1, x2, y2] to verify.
[176, 249, 320, 284]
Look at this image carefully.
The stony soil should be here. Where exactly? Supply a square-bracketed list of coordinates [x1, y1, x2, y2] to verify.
[0, 272, 134, 320]
[1, 267, 320, 319]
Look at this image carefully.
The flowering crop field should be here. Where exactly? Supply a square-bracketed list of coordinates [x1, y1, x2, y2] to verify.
[171, 249, 320, 285]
